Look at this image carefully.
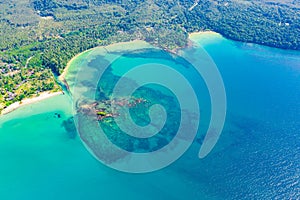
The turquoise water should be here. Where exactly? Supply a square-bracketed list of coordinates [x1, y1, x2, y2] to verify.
[0, 36, 299, 199]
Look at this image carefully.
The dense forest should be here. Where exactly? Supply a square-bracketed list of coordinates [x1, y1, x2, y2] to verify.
[0, 0, 299, 112]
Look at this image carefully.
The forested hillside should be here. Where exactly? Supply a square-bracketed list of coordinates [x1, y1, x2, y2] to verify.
[0, 0, 299, 112]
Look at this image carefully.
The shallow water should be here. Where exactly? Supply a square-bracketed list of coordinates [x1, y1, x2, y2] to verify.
[0, 35, 299, 199]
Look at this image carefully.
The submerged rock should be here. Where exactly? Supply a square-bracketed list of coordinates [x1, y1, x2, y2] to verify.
[62, 117, 77, 139]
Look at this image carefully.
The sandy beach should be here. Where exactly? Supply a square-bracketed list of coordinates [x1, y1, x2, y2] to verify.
[58, 50, 89, 82]
[189, 30, 220, 37]
[58, 40, 150, 82]
[1, 91, 63, 116]
[58, 34, 222, 82]
[1, 34, 220, 117]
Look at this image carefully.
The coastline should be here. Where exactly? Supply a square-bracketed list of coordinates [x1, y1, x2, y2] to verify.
[164, 31, 221, 54]
[59, 31, 220, 77]
[58, 40, 151, 82]
[188, 30, 220, 38]
[58, 48, 92, 82]
[188, 31, 222, 45]
[1, 31, 218, 117]
[1, 91, 63, 116]
[58, 33, 220, 81]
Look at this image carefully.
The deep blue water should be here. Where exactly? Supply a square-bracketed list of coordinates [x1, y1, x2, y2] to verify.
[0, 35, 299, 199]
[178, 35, 300, 199]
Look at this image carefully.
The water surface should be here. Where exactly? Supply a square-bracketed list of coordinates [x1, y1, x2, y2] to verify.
[0, 35, 299, 199]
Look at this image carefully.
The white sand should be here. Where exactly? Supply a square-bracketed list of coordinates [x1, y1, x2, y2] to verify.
[1, 92, 63, 115]
[189, 30, 221, 38]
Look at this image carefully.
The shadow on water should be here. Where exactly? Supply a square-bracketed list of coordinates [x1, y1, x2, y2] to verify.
[61, 117, 77, 139]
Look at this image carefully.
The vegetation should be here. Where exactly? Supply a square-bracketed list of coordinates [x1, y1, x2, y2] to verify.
[0, 0, 299, 112]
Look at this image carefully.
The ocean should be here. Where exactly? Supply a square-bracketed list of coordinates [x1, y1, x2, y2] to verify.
[0, 33, 299, 199]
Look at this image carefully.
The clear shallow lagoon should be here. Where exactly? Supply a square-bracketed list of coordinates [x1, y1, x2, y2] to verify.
[0, 34, 299, 199]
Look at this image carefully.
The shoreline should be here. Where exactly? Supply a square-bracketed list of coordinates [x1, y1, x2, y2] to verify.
[58, 40, 150, 82]
[1, 31, 218, 117]
[1, 91, 63, 116]
[58, 48, 92, 82]
[58, 32, 218, 81]
[2, 30, 296, 117]
[164, 31, 221, 54]
[188, 30, 220, 38]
